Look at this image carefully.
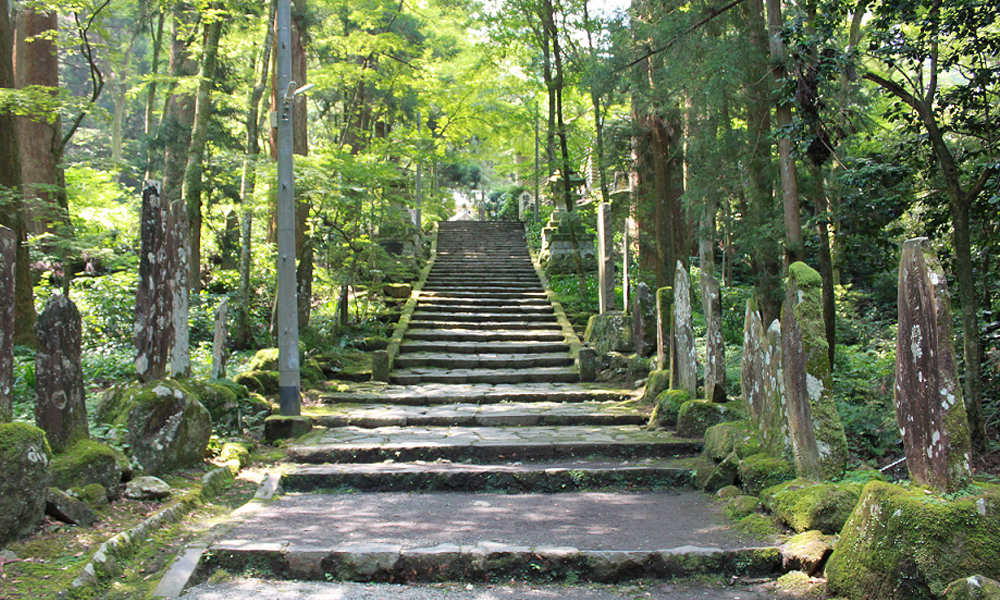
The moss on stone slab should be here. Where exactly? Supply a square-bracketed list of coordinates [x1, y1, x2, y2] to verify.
[233, 370, 279, 395]
[647, 389, 690, 429]
[641, 369, 671, 405]
[0, 423, 52, 545]
[49, 439, 124, 496]
[738, 453, 796, 496]
[263, 415, 314, 443]
[725, 494, 763, 520]
[760, 478, 862, 534]
[944, 575, 1000, 600]
[825, 480, 1000, 600]
[704, 420, 752, 460]
[676, 400, 740, 438]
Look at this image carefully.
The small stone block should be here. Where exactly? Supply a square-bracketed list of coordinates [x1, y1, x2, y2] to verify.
[264, 415, 314, 442]
[372, 350, 390, 382]
[579, 347, 597, 382]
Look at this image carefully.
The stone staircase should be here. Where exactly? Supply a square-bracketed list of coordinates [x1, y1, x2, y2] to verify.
[391, 220, 577, 385]
[173, 221, 778, 593]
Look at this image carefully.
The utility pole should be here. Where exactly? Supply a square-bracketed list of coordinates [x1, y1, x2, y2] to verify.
[275, 0, 301, 416]
[533, 101, 540, 224]
[415, 110, 422, 231]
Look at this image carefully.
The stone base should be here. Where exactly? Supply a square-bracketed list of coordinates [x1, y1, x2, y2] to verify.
[264, 416, 314, 443]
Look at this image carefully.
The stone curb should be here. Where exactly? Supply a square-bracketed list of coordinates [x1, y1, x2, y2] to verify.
[197, 540, 782, 584]
[69, 460, 240, 592]
[526, 240, 583, 363]
[151, 470, 284, 598]
[385, 222, 439, 370]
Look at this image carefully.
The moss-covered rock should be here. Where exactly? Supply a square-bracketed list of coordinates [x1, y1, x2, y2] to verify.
[716, 485, 741, 500]
[781, 529, 835, 575]
[704, 420, 754, 460]
[676, 400, 741, 438]
[725, 494, 762, 520]
[825, 481, 1000, 600]
[738, 453, 796, 495]
[703, 451, 740, 493]
[94, 380, 212, 476]
[760, 478, 862, 534]
[49, 439, 124, 499]
[77, 483, 109, 508]
[0, 423, 51, 545]
[774, 571, 828, 598]
[944, 575, 1000, 600]
[583, 311, 633, 355]
[647, 389, 690, 429]
[219, 442, 251, 469]
[640, 369, 671, 405]
[233, 370, 280, 395]
[690, 455, 719, 491]
[247, 348, 280, 371]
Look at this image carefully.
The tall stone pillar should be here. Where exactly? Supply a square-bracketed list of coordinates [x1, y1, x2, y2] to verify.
[782, 262, 848, 480]
[742, 298, 790, 458]
[211, 298, 229, 380]
[597, 202, 615, 313]
[895, 237, 971, 491]
[673, 261, 696, 396]
[0, 227, 14, 422]
[135, 180, 174, 382]
[34, 294, 88, 453]
[701, 271, 725, 401]
[655, 286, 673, 372]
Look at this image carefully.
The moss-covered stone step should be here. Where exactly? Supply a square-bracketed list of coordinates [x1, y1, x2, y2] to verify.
[306, 400, 645, 428]
[415, 300, 552, 311]
[317, 382, 628, 405]
[286, 425, 702, 464]
[410, 312, 559, 324]
[199, 538, 778, 585]
[418, 292, 551, 303]
[407, 321, 561, 333]
[402, 330, 565, 343]
[281, 459, 697, 493]
[397, 340, 571, 354]
[392, 353, 573, 370]
[389, 366, 580, 385]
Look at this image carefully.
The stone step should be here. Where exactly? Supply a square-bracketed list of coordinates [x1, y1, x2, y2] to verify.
[307, 401, 645, 428]
[410, 312, 559, 324]
[407, 320, 561, 331]
[287, 425, 703, 464]
[398, 340, 571, 354]
[390, 366, 580, 385]
[422, 283, 543, 292]
[317, 382, 629, 405]
[393, 352, 573, 370]
[281, 458, 694, 493]
[402, 329, 564, 342]
[416, 299, 552, 309]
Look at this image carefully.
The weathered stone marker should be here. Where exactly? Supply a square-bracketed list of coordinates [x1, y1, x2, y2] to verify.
[782, 262, 848, 480]
[135, 180, 174, 382]
[673, 261, 696, 396]
[169, 194, 190, 378]
[632, 282, 655, 357]
[655, 286, 673, 372]
[211, 298, 229, 380]
[578, 346, 597, 382]
[0, 226, 14, 422]
[742, 298, 790, 458]
[34, 294, 89, 453]
[895, 237, 971, 491]
[597, 202, 615, 313]
[372, 350, 389, 382]
[701, 271, 725, 401]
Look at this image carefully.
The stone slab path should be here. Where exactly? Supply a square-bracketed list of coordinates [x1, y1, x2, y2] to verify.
[157, 222, 779, 597]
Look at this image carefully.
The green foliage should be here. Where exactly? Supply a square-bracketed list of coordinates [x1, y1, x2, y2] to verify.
[833, 341, 899, 462]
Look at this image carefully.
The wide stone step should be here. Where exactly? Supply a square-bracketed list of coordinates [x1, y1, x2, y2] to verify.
[398, 340, 571, 354]
[410, 312, 559, 323]
[317, 382, 629, 405]
[282, 458, 694, 493]
[402, 329, 564, 343]
[390, 366, 579, 385]
[416, 299, 552, 310]
[393, 352, 573, 370]
[287, 425, 703, 464]
[407, 320, 561, 331]
[422, 285, 544, 294]
[307, 400, 645, 428]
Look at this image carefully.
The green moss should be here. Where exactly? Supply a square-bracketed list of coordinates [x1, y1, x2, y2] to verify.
[647, 389, 690, 429]
[0, 422, 53, 459]
[704, 420, 752, 460]
[760, 478, 862, 534]
[826, 481, 1000, 600]
[49, 439, 124, 491]
[219, 442, 251, 469]
[736, 513, 782, 539]
[725, 494, 762, 520]
[247, 348, 280, 371]
[641, 369, 671, 405]
[776, 571, 828, 598]
[738, 453, 796, 495]
[676, 400, 740, 438]
[233, 370, 279, 395]
[78, 483, 108, 506]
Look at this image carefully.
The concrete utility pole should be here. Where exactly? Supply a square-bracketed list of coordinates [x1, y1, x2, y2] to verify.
[415, 110, 422, 230]
[533, 101, 540, 224]
[275, 0, 301, 416]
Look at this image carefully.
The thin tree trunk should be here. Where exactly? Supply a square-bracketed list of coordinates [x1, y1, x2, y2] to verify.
[183, 15, 223, 294]
[144, 10, 165, 179]
[765, 0, 803, 265]
[235, 0, 276, 350]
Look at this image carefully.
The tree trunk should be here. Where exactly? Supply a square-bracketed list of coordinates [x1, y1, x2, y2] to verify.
[0, 0, 32, 348]
[183, 15, 223, 294]
[160, 6, 200, 377]
[235, 0, 276, 350]
[144, 10, 165, 179]
[765, 0, 804, 265]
